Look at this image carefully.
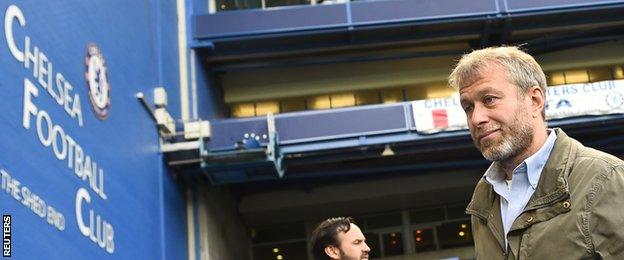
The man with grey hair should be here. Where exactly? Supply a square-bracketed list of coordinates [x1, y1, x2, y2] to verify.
[451, 46, 624, 259]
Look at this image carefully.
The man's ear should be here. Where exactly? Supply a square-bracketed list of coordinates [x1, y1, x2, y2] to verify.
[528, 85, 545, 118]
[324, 245, 340, 259]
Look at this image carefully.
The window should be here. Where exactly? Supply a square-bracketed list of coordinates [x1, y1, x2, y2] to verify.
[406, 85, 428, 101]
[229, 82, 453, 117]
[614, 66, 624, 79]
[547, 65, 621, 86]
[266, 0, 311, 8]
[255, 101, 279, 116]
[381, 88, 405, 103]
[424, 82, 454, 99]
[307, 95, 331, 110]
[281, 98, 306, 113]
[213, 0, 338, 12]
[437, 220, 473, 249]
[252, 241, 307, 260]
[215, 0, 261, 11]
[355, 90, 380, 105]
[588, 67, 612, 82]
[231, 103, 255, 117]
[251, 224, 307, 260]
[564, 70, 589, 84]
[413, 227, 436, 252]
[330, 93, 355, 108]
[382, 232, 404, 256]
[548, 72, 566, 86]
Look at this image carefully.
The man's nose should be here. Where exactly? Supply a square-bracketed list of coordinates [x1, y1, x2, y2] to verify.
[363, 242, 371, 252]
[469, 104, 489, 127]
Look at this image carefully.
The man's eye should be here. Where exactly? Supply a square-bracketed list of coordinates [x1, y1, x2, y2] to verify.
[462, 104, 473, 112]
[483, 96, 496, 104]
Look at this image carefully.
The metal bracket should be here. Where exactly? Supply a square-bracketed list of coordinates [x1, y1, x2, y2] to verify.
[267, 113, 285, 178]
[136, 91, 175, 139]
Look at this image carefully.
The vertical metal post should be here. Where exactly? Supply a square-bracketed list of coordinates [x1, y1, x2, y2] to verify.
[402, 210, 415, 254]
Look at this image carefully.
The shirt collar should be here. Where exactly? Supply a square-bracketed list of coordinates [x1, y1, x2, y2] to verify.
[523, 129, 557, 189]
[484, 129, 557, 189]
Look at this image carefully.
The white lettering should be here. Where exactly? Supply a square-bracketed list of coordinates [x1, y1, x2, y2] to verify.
[22, 80, 104, 199]
[76, 188, 91, 237]
[75, 188, 114, 254]
[7, 5, 83, 127]
[75, 143, 84, 177]
[1, 170, 21, 201]
[4, 5, 25, 62]
[65, 134, 76, 169]
[23, 36, 37, 77]
[1, 170, 64, 231]
[22, 78, 38, 129]
[46, 206, 65, 231]
[35, 109, 53, 147]
[20, 186, 46, 218]
[52, 124, 67, 160]
[72, 94, 83, 127]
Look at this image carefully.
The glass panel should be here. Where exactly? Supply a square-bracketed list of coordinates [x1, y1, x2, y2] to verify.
[382, 88, 404, 104]
[382, 232, 404, 256]
[330, 93, 355, 108]
[424, 82, 454, 99]
[280, 98, 306, 112]
[266, 0, 311, 8]
[413, 227, 436, 252]
[355, 90, 380, 105]
[409, 207, 445, 224]
[366, 212, 402, 229]
[256, 101, 280, 116]
[405, 85, 428, 101]
[564, 70, 589, 84]
[613, 66, 624, 79]
[437, 220, 473, 249]
[307, 95, 330, 110]
[548, 72, 566, 86]
[231, 103, 255, 117]
[588, 67, 613, 82]
[364, 232, 381, 258]
[252, 241, 308, 260]
[216, 0, 262, 11]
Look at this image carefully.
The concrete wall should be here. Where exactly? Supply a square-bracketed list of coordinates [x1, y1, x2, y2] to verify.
[195, 185, 251, 260]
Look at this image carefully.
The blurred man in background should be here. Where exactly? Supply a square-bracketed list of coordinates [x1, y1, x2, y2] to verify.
[310, 217, 370, 260]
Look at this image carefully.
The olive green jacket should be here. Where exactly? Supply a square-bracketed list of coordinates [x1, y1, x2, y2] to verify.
[466, 128, 624, 259]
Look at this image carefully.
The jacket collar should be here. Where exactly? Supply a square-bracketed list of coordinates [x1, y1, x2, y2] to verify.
[466, 128, 576, 221]
[524, 128, 576, 210]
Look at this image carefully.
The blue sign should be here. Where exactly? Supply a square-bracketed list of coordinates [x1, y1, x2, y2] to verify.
[0, 1, 186, 259]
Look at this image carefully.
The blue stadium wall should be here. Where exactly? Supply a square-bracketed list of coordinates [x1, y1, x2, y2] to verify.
[0, 1, 188, 259]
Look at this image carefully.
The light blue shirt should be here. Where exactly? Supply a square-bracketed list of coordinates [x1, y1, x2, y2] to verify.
[483, 129, 557, 249]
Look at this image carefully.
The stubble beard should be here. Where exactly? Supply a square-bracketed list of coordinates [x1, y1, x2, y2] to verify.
[476, 111, 534, 162]
[339, 250, 368, 260]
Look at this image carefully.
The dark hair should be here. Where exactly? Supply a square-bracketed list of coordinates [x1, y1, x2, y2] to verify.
[309, 217, 354, 260]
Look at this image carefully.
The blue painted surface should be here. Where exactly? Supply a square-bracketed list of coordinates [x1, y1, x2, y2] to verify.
[0, 1, 187, 259]
[193, 0, 624, 39]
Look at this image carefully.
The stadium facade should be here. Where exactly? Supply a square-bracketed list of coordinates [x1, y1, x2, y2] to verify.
[1, 0, 624, 259]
